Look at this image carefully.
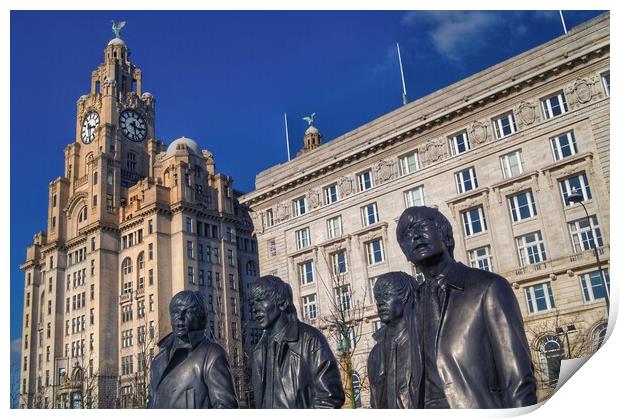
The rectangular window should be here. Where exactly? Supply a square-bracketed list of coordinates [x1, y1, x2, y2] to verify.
[229, 273, 236, 289]
[524, 282, 556, 313]
[185, 216, 193, 233]
[265, 209, 274, 227]
[449, 131, 471, 155]
[361, 202, 379, 227]
[399, 151, 420, 175]
[148, 243, 153, 260]
[327, 216, 343, 239]
[462, 206, 487, 236]
[295, 227, 311, 249]
[580, 269, 610, 302]
[231, 297, 238, 315]
[569, 215, 603, 252]
[493, 112, 517, 139]
[404, 186, 425, 208]
[335, 285, 352, 312]
[213, 248, 220, 264]
[187, 241, 194, 259]
[541, 91, 569, 120]
[366, 239, 385, 265]
[148, 219, 153, 234]
[298, 261, 314, 285]
[188, 267, 194, 284]
[227, 249, 234, 267]
[455, 167, 478, 194]
[324, 184, 339, 204]
[509, 190, 538, 222]
[357, 170, 373, 192]
[293, 197, 307, 217]
[500, 150, 524, 178]
[602, 72, 610, 96]
[516, 231, 547, 266]
[330, 250, 348, 275]
[559, 173, 592, 206]
[232, 322, 238, 339]
[302, 294, 317, 320]
[268, 239, 277, 257]
[468, 246, 493, 271]
[551, 131, 578, 161]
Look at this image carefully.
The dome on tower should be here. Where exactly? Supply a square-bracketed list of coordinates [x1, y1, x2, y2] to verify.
[166, 136, 201, 157]
[305, 125, 319, 135]
[107, 37, 126, 46]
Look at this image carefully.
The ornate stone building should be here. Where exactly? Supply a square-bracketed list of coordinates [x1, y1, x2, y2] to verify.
[19, 33, 258, 408]
[241, 14, 610, 405]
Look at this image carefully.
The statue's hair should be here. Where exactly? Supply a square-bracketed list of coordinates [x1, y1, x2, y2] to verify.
[249, 275, 297, 317]
[169, 290, 208, 328]
[396, 206, 455, 258]
[373, 271, 416, 306]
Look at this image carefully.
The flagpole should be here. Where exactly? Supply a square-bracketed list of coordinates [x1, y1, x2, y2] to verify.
[397, 42, 408, 106]
[285, 112, 291, 161]
[559, 11, 568, 35]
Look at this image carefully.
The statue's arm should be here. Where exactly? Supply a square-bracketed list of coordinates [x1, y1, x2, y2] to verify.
[483, 278, 538, 407]
[204, 346, 239, 408]
[310, 336, 345, 408]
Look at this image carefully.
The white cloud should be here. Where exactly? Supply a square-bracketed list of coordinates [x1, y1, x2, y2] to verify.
[10, 338, 21, 365]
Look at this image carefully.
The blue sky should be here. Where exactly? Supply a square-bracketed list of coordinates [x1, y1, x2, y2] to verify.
[9, 10, 606, 360]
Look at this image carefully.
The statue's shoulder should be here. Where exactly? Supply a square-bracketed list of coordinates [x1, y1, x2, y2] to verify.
[458, 262, 510, 289]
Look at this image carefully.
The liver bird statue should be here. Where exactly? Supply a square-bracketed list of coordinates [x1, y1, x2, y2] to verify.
[111, 20, 126, 38]
[302, 112, 316, 127]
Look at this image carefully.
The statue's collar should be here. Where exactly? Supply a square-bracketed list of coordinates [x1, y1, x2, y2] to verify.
[420, 261, 464, 291]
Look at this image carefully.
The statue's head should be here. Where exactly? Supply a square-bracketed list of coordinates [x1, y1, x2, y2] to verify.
[396, 206, 455, 265]
[169, 290, 207, 339]
[373, 271, 416, 325]
[249, 275, 297, 330]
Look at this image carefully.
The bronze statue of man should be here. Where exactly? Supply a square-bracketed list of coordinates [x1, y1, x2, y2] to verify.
[147, 290, 238, 408]
[249, 275, 345, 408]
[396, 206, 537, 408]
[368, 271, 418, 408]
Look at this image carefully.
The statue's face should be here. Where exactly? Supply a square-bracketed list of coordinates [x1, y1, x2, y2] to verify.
[399, 217, 447, 265]
[375, 291, 405, 324]
[170, 300, 201, 339]
[251, 296, 282, 330]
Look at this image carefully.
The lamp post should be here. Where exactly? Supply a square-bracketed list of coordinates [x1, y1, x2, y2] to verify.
[567, 189, 609, 314]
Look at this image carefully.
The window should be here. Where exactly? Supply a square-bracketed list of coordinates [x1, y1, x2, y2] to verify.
[602, 72, 610, 96]
[404, 186, 425, 208]
[493, 112, 517, 139]
[213, 248, 220, 264]
[246, 261, 257, 276]
[337, 326, 356, 352]
[137, 300, 145, 318]
[462, 206, 487, 236]
[455, 167, 478, 194]
[232, 322, 238, 340]
[188, 267, 195, 284]
[126, 151, 137, 171]
[302, 294, 317, 320]
[327, 216, 343, 239]
[468, 246, 493, 271]
[205, 245, 212, 262]
[229, 273, 236, 289]
[539, 335, 563, 386]
[198, 269, 205, 286]
[148, 219, 153, 234]
[231, 297, 238, 315]
[121, 305, 133, 323]
[265, 209, 274, 227]
[361, 203, 379, 226]
[500, 150, 524, 178]
[372, 320, 383, 333]
[559, 173, 592, 206]
[551, 132, 578, 161]
[592, 323, 607, 351]
[330, 250, 348, 275]
[148, 243, 153, 260]
[357, 170, 373, 192]
[449, 131, 470, 155]
[524, 282, 556, 314]
[580, 269, 610, 303]
[293, 197, 307, 217]
[268, 239, 277, 257]
[541, 91, 569, 120]
[227, 249, 234, 267]
[324, 184, 339, 204]
[399, 151, 420, 175]
[335, 285, 352, 312]
[187, 241, 194, 259]
[298, 261, 314, 285]
[198, 243, 204, 261]
[516, 231, 547, 266]
[148, 269, 154, 286]
[509, 190, 538, 222]
[295, 227, 311, 249]
[185, 216, 193, 232]
[569, 216, 603, 252]
[121, 330, 133, 348]
[366, 239, 385, 265]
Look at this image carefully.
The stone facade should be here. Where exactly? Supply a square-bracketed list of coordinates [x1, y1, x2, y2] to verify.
[241, 14, 610, 406]
[19, 36, 258, 408]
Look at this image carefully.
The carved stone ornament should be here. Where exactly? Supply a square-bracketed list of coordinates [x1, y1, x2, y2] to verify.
[566, 77, 599, 107]
[469, 120, 488, 146]
[423, 139, 446, 164]
[515, 101, 537, 126]
[276, 202, 291, 222]
[337, 176, 354, 197]
[307, 188, 321, 209]
[249, 211, 264, 235]
[374, 159, 395, 184]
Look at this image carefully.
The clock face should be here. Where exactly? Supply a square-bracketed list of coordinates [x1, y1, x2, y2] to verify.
[119, 109, 147, 142]
[81, 111, 100, 144]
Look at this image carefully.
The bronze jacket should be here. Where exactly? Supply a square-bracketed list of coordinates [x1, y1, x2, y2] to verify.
[410, 262, 537, 408]
[147, 331, 238, 409]
[251, 317, 345, 408]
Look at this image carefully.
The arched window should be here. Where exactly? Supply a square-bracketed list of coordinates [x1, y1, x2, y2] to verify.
[592, 323, 607, 351]
[539, 335, 563, 386]
[122, 257, 133, 294]
[246, 261, 257, 276]
[351, 370, 362, 408]
[78, 206, 88, 223]
[137, 252, 145, 272]
[122, 257, 133, 276]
